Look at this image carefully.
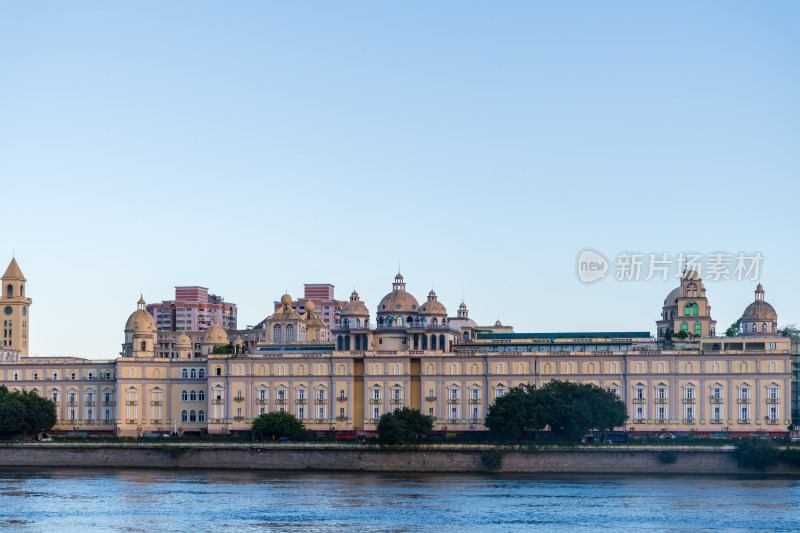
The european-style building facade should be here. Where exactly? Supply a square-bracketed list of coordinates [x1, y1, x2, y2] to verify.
[0, 260, 793, 437]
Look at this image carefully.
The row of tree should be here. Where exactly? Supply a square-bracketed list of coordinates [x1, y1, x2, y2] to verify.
[249, 381, 628, 444]
[0, 386, 57, 439]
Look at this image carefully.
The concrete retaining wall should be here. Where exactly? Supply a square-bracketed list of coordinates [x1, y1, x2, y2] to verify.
[1, 444, 798, 475]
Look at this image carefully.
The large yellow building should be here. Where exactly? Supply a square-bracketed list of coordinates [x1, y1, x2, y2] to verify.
[0, 259, 792, 437]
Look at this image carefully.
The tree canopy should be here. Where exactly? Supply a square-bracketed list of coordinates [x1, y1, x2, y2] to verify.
[0, 386, 57, 439]
[485, 380, 628, 442]
[377, 407, 433, 444]
[251, 411, 304, 440]
[484, 385, 547, 440]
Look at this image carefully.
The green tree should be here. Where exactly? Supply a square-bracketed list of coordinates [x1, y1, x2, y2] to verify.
[0, 388, 56, 439]
[726, 318, 742, 337]
[778, 323, 797, 337]
[377, 407, 433, 444]
[539, 380, 627, 442]
[251, 411, 304, 441]
[484, 385, 547, 440]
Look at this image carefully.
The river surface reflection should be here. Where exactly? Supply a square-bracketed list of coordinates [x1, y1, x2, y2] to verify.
[1, 469, 798, 532]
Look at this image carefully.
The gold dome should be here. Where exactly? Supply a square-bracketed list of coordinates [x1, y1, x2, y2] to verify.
[280, 294, 292, 307]
[176, 332, 192, 348]
[378, 274, 418, 315]
[125, 297, 156, 332]
[202, 324, 229, 345]
[419, 290, 447, 315]
[341, 290, 369, 317]
[304, 301, 315, 313]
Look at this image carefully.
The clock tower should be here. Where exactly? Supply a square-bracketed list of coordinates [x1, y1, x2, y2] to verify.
[2, 258, 31, 357]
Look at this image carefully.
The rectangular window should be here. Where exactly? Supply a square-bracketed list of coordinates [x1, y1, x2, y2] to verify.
[684, 387, 695, 399]
[470, 388, 479, 400]
[684, 406, 694, 420]
[260, 407, 265, 415]
[372, 406, 380, 419]
[712, 406, 721, 420]
[494, 388, 505, 399]
[87, 409, 93, 420]
[318, 407, 325, 419]
[635, 406, 644, 420]
[739, 388, 750, 400]
[767, 387, 778, 399]
[259, 389, 267, 400]
[471, 406, 479, 419]
[317, 389, 326, 400]
[739, 405, 750, 420]
[297, 407, 305, 419]
[372, 389, 381, 400]
[339, 407, 345, 419]
[52, 371, 58, 380]
[449, 406, 458, 419]
[657, 406, 666, 419]
[392, 389, 402, 400]
[712, 387, 722, 399]
[69, 409, 76, 420]
[448, 389, 458, 400]
[104, 409, 111, 420]
[428, 407, 434, 418]
[277, 389, 286, 400]
[769, 405, 778, 420]
[296, 389, 306, 400]
[339, 390, 345, 399]
[657, 387, 666, 399]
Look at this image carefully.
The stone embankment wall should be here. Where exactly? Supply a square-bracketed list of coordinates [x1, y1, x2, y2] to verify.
[1, 443, 798, 475]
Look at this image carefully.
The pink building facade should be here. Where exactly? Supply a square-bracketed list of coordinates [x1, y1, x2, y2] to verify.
[147, 286, 237, 332]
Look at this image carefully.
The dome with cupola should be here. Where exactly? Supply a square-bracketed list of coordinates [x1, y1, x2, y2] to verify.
[741, 284, 778, 336]
[341, 290, 370, 317]
[125, 296, 156, 333]
[377, 273, 419, 316]
[418, 290, 447, 316]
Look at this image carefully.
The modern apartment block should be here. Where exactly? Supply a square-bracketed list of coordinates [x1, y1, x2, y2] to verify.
[147, 286, 237, 332]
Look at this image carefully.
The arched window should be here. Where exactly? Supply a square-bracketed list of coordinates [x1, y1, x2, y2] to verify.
[439, 334, 445, 350]
[6, 284, 12, 298]
[198, 390, 205, 401]
[181, 410, 188, 422]
[190, 368, 197, 379]
[431, 335, 437, 350]
[181, 390, 188, 401]
[695, 322, 701, 336]
[752, 323, 757, 332]
[286, 325, 295, 342]
[344, 335, 351, 350]
[140, 341, 147, 352]
[343, 318, 349, 328]
[396, 317, 403, 327]
[422, 336, 428, 350]
[189, 410, 197, 422]
[421, 318, 427, 327]
[181, 368, 188, 379]
[337, 336, 343, 350]
[189, 390, 197, 401]
[198, 410, 205, 422]
[387, 316, 393, 327]
[432, 318, 438, 326]
[199, 368, 205, 378]
[762, 323, 767, 332]
[273, 324, 282, 343]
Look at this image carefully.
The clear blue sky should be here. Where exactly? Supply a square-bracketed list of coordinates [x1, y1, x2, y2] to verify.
[1, 2, 798, 358]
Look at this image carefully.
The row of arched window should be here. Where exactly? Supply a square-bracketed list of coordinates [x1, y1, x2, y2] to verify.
[180, 409, 205, 422]
[180, 368, 206, 379]
[745, 322, 776, 333]
[181, 389, 206, 402]
[272, 324, 296, 343]
[376, 317, 446, 327]
[5, 283, 23, 298]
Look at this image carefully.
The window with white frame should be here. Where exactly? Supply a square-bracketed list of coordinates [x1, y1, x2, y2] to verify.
[657, 406, 666, 420]
[258, 388, 267, 400]
[277, 388, 287, 400]
[767, 387, 779, 399]
[712, 405, 721, 420]
[470, 388, 479, 400]
[657, 387, 666, 399]
[684, 387, 695, 399]
[372, 406, 380, 419]
[181, 390, 188, 402]
[470, 406, 479, 419]
[339, 389, 345, 399]
[711, 387, 722, 399]
[608, 387, 619, 398]
[739, 387, 750, 400]
[316, 389, 326, 401]
[494, 386, 505, 399]
[635, 406, 645, 420]
[448, 388, 458, 400]
[683, 405, 694, 420]
[768, 405, 778, 420]
[392, 388, 402, 400]
[739, 405, 750, 420]
[428, 407, 434, 418]
[317, 406, 325, 419]
[449, 406, 458, 419]
[372, 388, 381, 400]
[634, 387, 645, 399]
[339, 407, 345, 419]
[297, 406, 305, 419]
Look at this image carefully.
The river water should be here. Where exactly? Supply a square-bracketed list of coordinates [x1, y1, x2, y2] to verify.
[0, 469, 798, 532]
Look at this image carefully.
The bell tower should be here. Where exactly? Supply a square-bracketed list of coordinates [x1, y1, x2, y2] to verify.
[2, 258, 32, 357]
